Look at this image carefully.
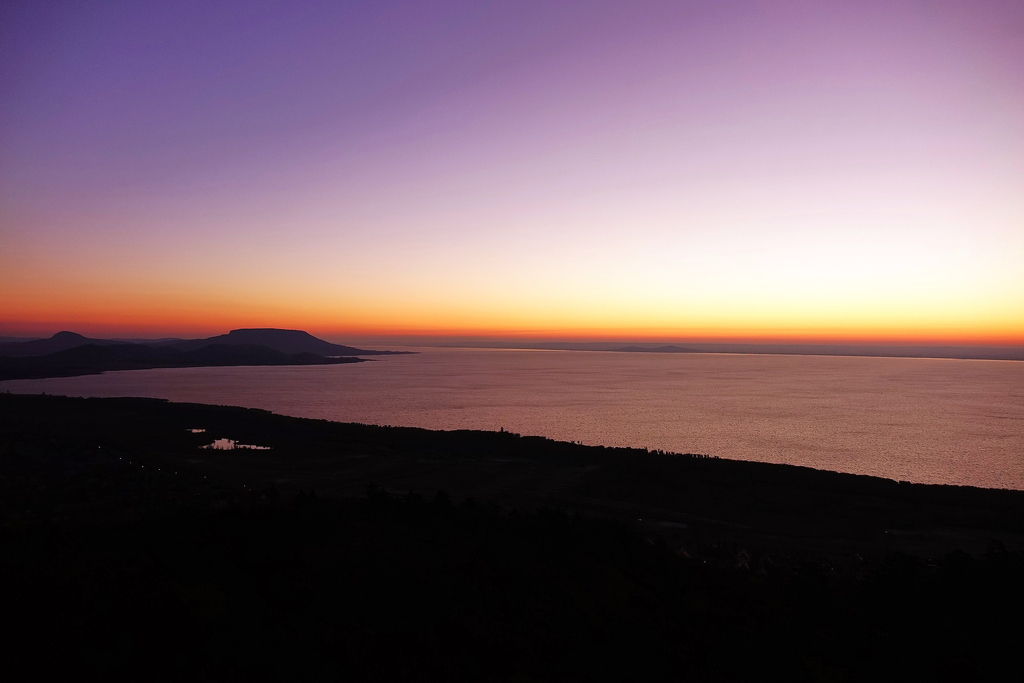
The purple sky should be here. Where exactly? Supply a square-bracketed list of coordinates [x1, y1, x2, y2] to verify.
[2, 1, 1023, 340]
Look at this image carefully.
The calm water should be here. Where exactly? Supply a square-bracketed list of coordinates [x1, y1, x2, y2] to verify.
[4, 348, 1023, 489]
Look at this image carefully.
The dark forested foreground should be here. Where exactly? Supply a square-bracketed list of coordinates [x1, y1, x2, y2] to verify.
[3, 393, 1024, 680]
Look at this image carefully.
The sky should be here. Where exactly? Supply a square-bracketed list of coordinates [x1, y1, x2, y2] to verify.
[2, 0, 1023, 343]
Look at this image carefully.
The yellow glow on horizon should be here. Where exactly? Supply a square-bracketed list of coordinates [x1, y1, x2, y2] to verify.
[3, 165, 1022, 344]
[3, 1, 1023, 347]
[3, 274, 1021, 345]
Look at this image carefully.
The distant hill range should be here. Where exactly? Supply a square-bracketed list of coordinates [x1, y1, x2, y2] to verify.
[0, 329, 410, 381]
[163, 328, 400, 356]
[0, 331, 123, 357]
[425, 340, 1024, 361]
[0, 328, 401, 358]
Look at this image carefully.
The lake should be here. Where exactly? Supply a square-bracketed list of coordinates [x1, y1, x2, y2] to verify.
[3, 347, 1023, 489]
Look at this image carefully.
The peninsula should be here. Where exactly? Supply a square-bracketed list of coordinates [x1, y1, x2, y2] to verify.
[0, 328, 408, 381]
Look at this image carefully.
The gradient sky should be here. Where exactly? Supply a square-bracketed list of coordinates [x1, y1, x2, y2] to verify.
[2, 0, 1022, 342]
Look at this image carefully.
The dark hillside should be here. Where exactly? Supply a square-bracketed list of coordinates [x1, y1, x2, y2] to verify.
[165, 328, 407, 356]
[3, 393, 1024, 680]
[0, 331, 120, 356]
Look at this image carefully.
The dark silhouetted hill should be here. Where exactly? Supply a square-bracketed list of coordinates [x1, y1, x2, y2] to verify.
[0, 328, 407, 359]
[164, 328, 404, 356]
[0, 331, 123, 357]
[615, 345, 696, 353]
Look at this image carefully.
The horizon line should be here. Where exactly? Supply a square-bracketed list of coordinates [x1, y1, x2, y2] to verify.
[3, 327, 1024, 351]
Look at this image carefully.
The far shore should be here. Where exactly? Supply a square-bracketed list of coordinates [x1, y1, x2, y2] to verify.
[404, 340, 1024, 362]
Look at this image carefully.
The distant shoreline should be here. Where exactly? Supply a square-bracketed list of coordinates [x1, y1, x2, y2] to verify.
[409, 341, 1024, 362]
[0, 328, 412, 382]
[6, 331, 1020, 362]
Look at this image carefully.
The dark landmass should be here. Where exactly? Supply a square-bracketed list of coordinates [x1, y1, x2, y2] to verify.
[111, 336, 188, 345]
[615, 344, 695, 353]
[3, 392, 1024, 680]
[0, 328, 412, 381]
[0, 336, 40, 344]
[0, 342, 362, 381]
[159, 327, 406, 356]
[0, 328, 409, 359]
[0, 330, 125, 357]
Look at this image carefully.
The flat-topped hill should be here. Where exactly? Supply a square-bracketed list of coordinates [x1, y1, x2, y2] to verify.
[162, 328, 401, 356]
[0, 329, 409, 381]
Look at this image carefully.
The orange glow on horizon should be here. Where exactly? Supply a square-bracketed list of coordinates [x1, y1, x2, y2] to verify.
[3, 307, 1022, 347]
[3, 2, 1023, 350]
